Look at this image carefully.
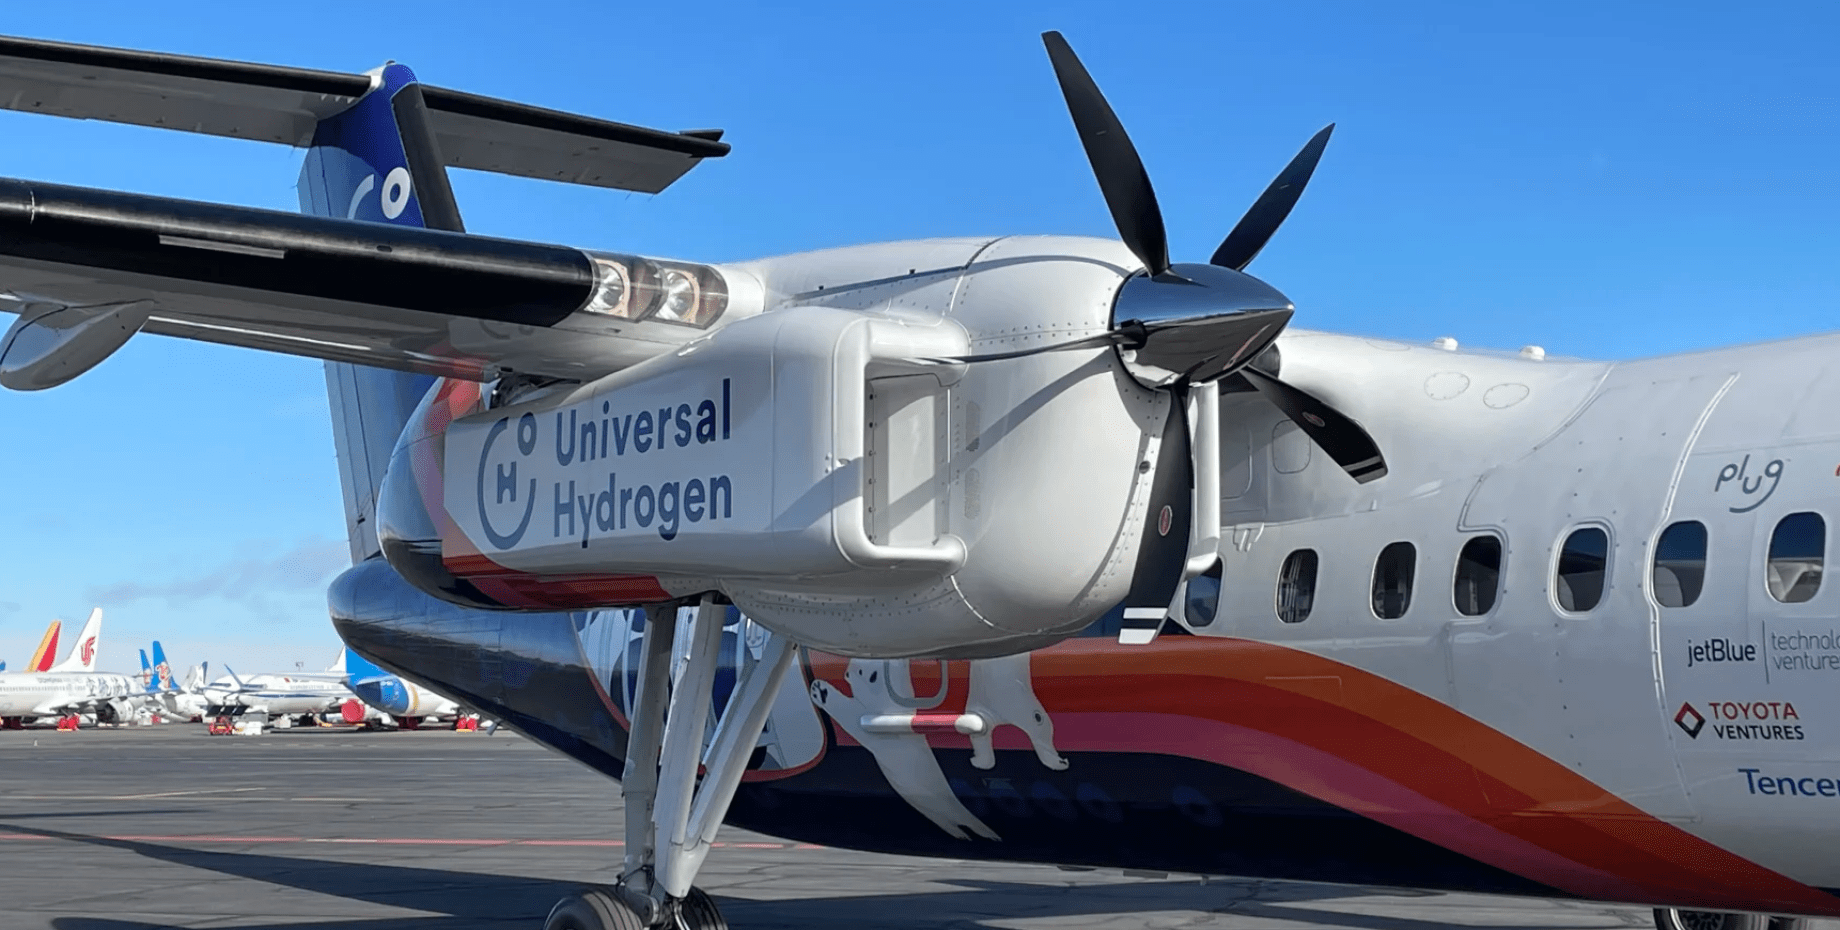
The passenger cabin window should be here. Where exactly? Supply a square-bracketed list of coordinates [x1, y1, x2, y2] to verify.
[1276, 549, 1319, 624]
[1653, 521, 1708, 608]
[1453, 535, 1502, 616]
[1185, 562, 1222, 628]
[1372, 542, 1416, 619]
[1768, 512, 1825, 604]
[1556, 527, 1609, 612]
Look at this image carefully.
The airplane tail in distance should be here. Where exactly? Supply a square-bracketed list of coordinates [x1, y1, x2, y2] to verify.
[138, 649, 151, 688]
[27, 619, 61, 673]
[325, 649, 348, 675]
[343, 648, 388, 685]
[182, 662, 207, 693]
[49, 608, 102, 673]
[304, 64, 450, 568]
[151, 642, 174, 692]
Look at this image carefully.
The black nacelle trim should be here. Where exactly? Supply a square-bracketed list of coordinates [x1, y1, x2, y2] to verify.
[420, 85, 731, 159]
[0, 179, 594, 326]
[0, 34, 367, 97]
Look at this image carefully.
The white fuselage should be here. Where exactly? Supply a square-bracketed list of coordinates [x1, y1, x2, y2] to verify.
[0, 672, 143, 716]
[202, 673, 350, 716]
[1200, 326, 1840, 887]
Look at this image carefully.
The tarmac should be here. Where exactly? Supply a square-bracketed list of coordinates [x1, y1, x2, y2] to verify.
[0, 726, 1719, 930]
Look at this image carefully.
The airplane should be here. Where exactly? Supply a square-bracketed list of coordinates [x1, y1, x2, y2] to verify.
[0, 27, 1835, 930]
[0, 608, 159, 727]
[340, 648, 461, 730]
[200, 659, 352, 725]
[150, 650, 211, 723]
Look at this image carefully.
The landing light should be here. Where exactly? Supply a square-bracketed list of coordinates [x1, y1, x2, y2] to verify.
[583, 253, 729, 328]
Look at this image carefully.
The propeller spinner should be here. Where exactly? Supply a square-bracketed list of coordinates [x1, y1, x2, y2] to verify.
[1041, 30, 1385, 484]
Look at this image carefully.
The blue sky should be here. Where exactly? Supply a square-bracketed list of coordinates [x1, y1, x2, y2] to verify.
[0, 2, 1835, 673]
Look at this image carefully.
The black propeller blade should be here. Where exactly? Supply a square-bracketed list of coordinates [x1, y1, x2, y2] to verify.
[1239, 367, 1387, 483]
[1211, 124, 1335, 271]
[1042, 30, 1170, 279]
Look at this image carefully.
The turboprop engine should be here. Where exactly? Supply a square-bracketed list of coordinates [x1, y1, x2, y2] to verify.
[373, 32, 1388, 661]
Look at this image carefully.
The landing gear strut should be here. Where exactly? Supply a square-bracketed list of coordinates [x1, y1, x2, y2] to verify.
[543, 595, 793, 930]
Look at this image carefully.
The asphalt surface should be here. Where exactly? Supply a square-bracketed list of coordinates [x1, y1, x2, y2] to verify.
[0, 726, 1710, 929]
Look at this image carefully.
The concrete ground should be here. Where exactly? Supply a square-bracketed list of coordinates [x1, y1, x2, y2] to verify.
[0, 726, 1694, 929]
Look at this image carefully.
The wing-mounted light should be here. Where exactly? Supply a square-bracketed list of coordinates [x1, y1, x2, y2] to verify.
[577, 252, 734, 329]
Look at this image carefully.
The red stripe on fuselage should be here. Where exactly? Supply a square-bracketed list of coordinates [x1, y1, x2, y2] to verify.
[808, 637, 1838, 913]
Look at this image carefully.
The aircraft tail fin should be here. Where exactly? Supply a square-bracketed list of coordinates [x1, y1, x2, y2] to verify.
[325, 649, 348, 675]
[343, 648, 388, 685]
[138, 648, 150, 687]
[302, 64, 450, 566]
[26, 619, 61, 673]
[151, 642, 173, 692]
[183, 662, 206, 693]
[49, 608, 101, 673]
[223, 665, 247, 692]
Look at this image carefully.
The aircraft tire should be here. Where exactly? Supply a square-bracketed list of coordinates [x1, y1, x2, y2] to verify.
[543, 887, 646, 930]
[677, 887, 728, 930]
[1653, 909, 1767, 930]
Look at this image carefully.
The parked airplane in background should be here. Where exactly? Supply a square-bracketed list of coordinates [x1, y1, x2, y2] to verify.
[1, 29, 1838, 930]
[0, 609, 163, 726]
[341, 649, 459, 730]
[149, 646, 210, 723]
[200, 655, 352, 724]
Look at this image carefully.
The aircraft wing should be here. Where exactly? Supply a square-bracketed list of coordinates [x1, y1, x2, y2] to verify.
[0, 35, 727, 194]
[0, 179, 727, 385]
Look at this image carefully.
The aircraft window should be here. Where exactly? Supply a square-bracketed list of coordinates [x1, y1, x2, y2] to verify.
[1185, 561, 1223, 627]
[1555, 527, 1609, 612]
[1454, 535, 1502, 616]
[1767, 512, 1825, 604]
[1276, 549, 1318, 624]
[1371, 542, 1416, 619]
[1653, 521, 1707, 608]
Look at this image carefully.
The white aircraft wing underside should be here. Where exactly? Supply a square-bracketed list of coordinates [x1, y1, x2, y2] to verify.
[0, 178, 694, 382]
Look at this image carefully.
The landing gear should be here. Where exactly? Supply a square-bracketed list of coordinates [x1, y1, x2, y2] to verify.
[1653, 910, 1808, 930]
[543, 888, 645, 930]
[545, 596, 791, 929]
[543, 887, 725, 930]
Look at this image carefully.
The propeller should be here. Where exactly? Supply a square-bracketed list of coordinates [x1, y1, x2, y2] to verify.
[1041, 29, 1385, 483]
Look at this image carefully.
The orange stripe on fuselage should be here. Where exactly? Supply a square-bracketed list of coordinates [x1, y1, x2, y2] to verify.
[807, 636, 1839, 913]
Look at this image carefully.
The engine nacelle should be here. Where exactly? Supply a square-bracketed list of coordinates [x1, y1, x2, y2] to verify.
[377, 236, 1174, 658]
